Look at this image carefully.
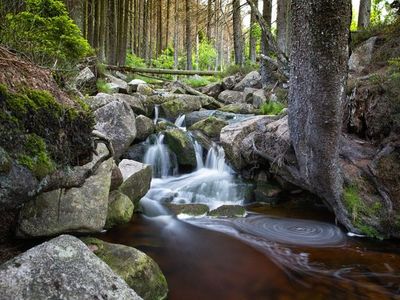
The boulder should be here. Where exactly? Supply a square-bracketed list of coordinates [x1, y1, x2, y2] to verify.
[128, 79, 147, 92]
[160, 97, 202, 119]
[115, 71, 128, 80]
[0, 235, 141, 300]
[119, 159, 152, 208]
[155, 120, 177, 133]
[114, 93, 147, 115]
[121, 143, 148, 162]
[219, 103, 257, 114]
[233, 71, 262, 91]
[86, 93, 115, 111]
[220, 116, 271, 170]
[252, 89, 268, 108]
[209, 205, 246, 218]
[218, 90, 244, 104]
[95, 100, 137, 158]
[110, 163, 124, 191]
[137, 84, 154, 96]
[243, 87, 258, 104]
[135, 115, 155, 141]
[106, 190, 134, 229]
[254, 183, 283, 204]
[75, 67, 97, 96]
[348, 36, 378, 74]
[189, 117, 228, 139]
[165, 203, 209, 216]
[201, 82, 223, 98]
[0, 147, 12, 174]
[164, 129, 197, 168]
[106, 74, 129, 94]
[222, 74, 241, 90]
[83, 238, 168, 300]
[185, 110, 254, 127]
[17, 148, 113, 238]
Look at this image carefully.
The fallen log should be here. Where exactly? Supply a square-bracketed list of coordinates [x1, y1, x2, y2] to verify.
[106, 65, 221, 76]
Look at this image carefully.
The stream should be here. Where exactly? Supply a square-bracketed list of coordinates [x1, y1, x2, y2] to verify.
[101, 114, 400, 299]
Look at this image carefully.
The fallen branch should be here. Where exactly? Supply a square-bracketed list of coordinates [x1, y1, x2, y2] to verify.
[106, 65, 221, 76]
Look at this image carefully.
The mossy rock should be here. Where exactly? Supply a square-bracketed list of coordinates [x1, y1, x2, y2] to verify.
[164, 129, 196, 168]
[105, 191, 134, 229]
[82, 238, 168, 300]
[160, 98, 202, 119]
[165, 203, 209, 216]
[218, 103, 257, 114]
[155, 120, 177, 133]
[189, 117, 228, 139]
[0, 147, 12, 174]
[208, 205, 246, 218]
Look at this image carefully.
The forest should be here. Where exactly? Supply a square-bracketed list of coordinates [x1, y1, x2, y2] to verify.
[0, 0, 400, 299]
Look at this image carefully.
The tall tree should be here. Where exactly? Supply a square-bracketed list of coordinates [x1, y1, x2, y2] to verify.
[232, 0, 244, 65]
[107, 0, 117, 64]
[260, 0, 272, 85]
[249, 5, 256, 62]
[185, 0, 193, 70]
[207, 0, 213, 41]
[276, 0, 291, 56]
[289, 0, 351, 214]
[358, 0, 372, 29]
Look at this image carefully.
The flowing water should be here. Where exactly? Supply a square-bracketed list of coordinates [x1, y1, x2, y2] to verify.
[101, 117, 400, 299]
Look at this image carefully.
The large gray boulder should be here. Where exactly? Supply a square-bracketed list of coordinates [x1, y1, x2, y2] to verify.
[119, 159, 152, 208]
[85, 93, 115, 111]
[17, 146, 113, 238]
[106, 190, 134, 229]
[83, 238, 168, 300]
[114, 93, 147, 115]
[106, 74, 129, 94]
[128, 79, 147, 92]
[164, 129, 197, 168]
[222, 74, 241, 90]
[95, 100, 137, 158]
[0, 235, 142, 300]
[233, 71, 262, 91]
[160, 96, 202, 119]
[201, 82, 223, 98]
[135, 115, 155, 141]
[252, 89, 268, 108]
[348, 36, 378, 74]
[75, 67, 97, 96]
[218, 90, 244, 104]
[189, 117, 228, 139]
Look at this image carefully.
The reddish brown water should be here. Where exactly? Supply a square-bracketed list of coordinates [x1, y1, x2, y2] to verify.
[100, 203, 400, 300]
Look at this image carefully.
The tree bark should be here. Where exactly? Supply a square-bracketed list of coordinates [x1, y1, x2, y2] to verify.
[260, 0, 272, 85]
[185, 0, 193, 70]
[249, 5, 256, 62]
[232, 0, 244, 66]
[358, 0, 372, 29]
[276, 0, 291, 56]
[289, 0, 351, 214]
[207, 0, 213, 41]
[107, 0, 117, 64]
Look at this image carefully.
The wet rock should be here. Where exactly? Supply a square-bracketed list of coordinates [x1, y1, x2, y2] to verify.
[17, 149, 113, 238]
[349, 37, 378, 74]
[0, 147, 12, 174]
[254, 183, 283, 204]
[121, 143, 148, 162]
[165, 203, 209, 216]
[190, 130, 213, 151]
[75, 67, 97, 96]
[119, 159, 152, 208]
[82, 238, 167, 300]
[233, 71, 262, 91]
[155, 120, 177, 133]
[201, 82, 223, 98]
[160, 97, 202, 119]
[128, 79, 147, 92]
[218, 90, 244, 104]
[185, 110, 216, 127]
[209, 205, 246, 218]
[110, 163, 124, 191]
[189, 117, 228, 139]
[164, 129, 197, 168]
[135, 115, 155, 141]
[106, 190, 134, 229]
[114, 93, 147, 115]
[95, 100, 137, 158]
[106, 74, 129, 94]
[0, 235, 141, 300]
[219, 103, 257, 114]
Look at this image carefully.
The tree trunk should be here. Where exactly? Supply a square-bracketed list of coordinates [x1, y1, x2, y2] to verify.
[249, 6, 256, 62]
[232, 0, 243, 66]
[260, 0, 272, 85]
[207, 0, 213, 41]
[174, 0, 179, 70]
[276, 0, 291, 56]
[358, 0, 371, 29]
[98, 0, 107, 61]
[87, 0, 94, 46]
[107, 0, 117, 64]
[185, 0, 193, 70]
[288, 0, 351, 214]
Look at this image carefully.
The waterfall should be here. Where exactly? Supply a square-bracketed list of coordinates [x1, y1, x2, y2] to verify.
[154, 105, 160, 124]
[143, 134, 178, 178]
[194, 141, 204, 170]
[175, 115, 186, 128]
[205, 144, 232, 173]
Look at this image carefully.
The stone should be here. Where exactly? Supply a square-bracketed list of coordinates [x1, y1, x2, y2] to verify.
[17, 149, 113, 238]
[119, 159, 152, 208]
[82, 238, 167, 300]
[137, 84, 154, 96]
[106, 190, 134, 229]
[185, 110, 254, 127]
[218, 90, 244, 104]
[243, 87, 258, 104]
[86, 93, 115, 110]
[115, 71, 128, 80]
[185, 110, 216, 127]
[155, 120, 177, 133]
[114, 93, 147, 115]
[349, 36, 378, 74]
[233, 71, 262, 91]
[106, 74, 129, 94]
[252, 89, 268, 108]
[209, 205, 246, 218]
[219, 103, 257, 114]
[95, 100, 137, 158]
[164, 129, 197, 168]
[189, 117, 228, 139]
[110, 163, 124, 191]
[160, 97, 202, 119]
[0, 147, 12, 174]
[254, 183, 283, 203]
[220, 116, 271, 170]
[121, 143, 148, 163]
[0, 235, 141, 300]
[135, 115, 155, 141]
[201, 82, 223, 98]
[128, 79, 147, 92]
[75, 67, 97, 96]
[222, 74, 241, 90]
[165, 203, 209, 216]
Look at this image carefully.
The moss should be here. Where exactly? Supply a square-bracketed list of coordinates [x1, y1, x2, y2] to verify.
[105, 191, 134, 229]
[209, 205, 246, 218]
[165, 203, 209, 216]
[189, 117, 228, 138]
[0, 147, 12, 173]
[259, 102, 286, 115]
[96, 79, 111, 94]
[0, 84, 94, 178]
